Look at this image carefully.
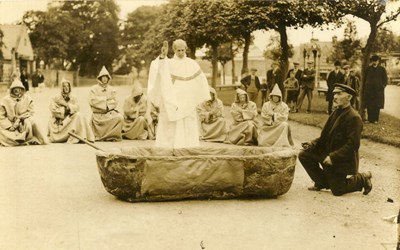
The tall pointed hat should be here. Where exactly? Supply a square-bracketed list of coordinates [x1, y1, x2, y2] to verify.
[97, 66, 112, 80]
[269, 84, 282, 98]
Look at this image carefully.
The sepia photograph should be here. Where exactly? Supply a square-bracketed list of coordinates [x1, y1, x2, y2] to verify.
[0, 0, 399, 249]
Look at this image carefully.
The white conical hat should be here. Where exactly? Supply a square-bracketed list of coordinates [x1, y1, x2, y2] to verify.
[97, 66, 112, 80]
[131, 80, 144, 97]
[10, 79, 25, 90]
[269, 84, 282, 98]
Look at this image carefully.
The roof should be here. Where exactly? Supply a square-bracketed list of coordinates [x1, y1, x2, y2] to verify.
[0, 24, 34, 60]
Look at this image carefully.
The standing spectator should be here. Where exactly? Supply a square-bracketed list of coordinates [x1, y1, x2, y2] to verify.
[346, 68, 360, 110]
[363, 55, 388, 124]
[260, 78, 268, 106]
[31, 69, 45, 93]
[20, 68, 29, 92]
[225, 88, 258, 146]
[240, 68, 260, 103]
[147, 39, 210, 148]
[283, 70, 299, 112]
[287, 61, 302, 82]
[258, 84, 294, 147]
[266, 62, 284, 98]
[295, 61, 316, 113]
[88, 66, 124, 141]
[197, 87, 227, 142]
[48, 78, 94, 143]
[122, 80, 150, 140]
[342, 64, 350, 84]
[326, 61, 345, 114]
[299, 84, 372, 196]
[0, 79, 48, 146]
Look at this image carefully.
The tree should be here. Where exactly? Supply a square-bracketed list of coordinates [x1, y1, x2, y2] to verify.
[264, 34, 294, 61]
[60, 0, 120, 76]
[372, 28, 400, 54]
[203, 42, 233, 85]
[328, 20, 362, 66]
[120, 5, 163, 74]
[329, 0, 400, 117]
[23, 9, 90, 69]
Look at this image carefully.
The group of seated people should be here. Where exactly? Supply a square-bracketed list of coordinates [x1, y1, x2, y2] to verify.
[0, 66, 293, 148]
[200, 84, 293, 147]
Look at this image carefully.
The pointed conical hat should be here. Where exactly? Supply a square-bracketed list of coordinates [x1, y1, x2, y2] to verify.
[131, 80, 144, 97]
[269, 84, 282, 98]
[10, 79, 25, 90]
[97, 66, 112, 80]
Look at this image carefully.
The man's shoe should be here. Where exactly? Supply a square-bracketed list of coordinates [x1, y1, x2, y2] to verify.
[362, 171, 372, 195]
[308, 185, 322, 191]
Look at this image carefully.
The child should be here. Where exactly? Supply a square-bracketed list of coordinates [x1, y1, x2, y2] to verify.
[283, 71, 299, 112]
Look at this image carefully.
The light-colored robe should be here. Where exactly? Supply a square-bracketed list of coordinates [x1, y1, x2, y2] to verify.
[258, 98, 294, 147]
[88, 84, 124, 141]
[48, 93, 94, 143]
[226, 90, 258, 146]
[0, 93, 46, 146]
[122, 89, 149, 140]
[197, 89, 227, 142]
[147, 55, 210, 148]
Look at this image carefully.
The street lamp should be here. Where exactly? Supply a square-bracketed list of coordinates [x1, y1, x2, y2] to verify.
[303, 48, 307, 69]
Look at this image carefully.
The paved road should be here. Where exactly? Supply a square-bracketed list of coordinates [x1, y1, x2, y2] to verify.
[383, 85, 400, 118]
[0, 85, 398, 250]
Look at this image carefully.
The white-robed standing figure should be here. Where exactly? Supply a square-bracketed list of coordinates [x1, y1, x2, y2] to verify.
[258, 84, 294, 147]
[48, 78, 94, 143]
[147, 39, 210, 148]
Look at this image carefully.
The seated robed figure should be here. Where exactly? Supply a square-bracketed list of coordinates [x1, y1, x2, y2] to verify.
[88, 66, 124, 141]
[197, 87, 227, 142]
[258, 84, 294, 147]
[48, 78, 94, 143]
[0, 79, 48, 146]
[122, 80, 152, 140]
[225, 88, 258, 146]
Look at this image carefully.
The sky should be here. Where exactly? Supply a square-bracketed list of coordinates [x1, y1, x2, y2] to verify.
[1, 0, 400, 49]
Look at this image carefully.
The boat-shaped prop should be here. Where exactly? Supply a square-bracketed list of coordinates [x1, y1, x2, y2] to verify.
[70, 132, 297, 202]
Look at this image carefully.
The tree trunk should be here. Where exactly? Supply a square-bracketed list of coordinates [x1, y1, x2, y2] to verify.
[188, 44, 197, 59]
[211, 44, 219, 88]
[230, 41, 236, 85]
[241, 32, 251, 75]
[359, 21, 378, 120]
[278, 24, 289, 82]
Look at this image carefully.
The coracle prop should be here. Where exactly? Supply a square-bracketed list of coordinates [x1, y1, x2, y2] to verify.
[95, 146, 297, 202]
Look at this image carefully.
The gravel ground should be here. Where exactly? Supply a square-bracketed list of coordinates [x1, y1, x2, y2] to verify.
[0, 85, 399, 250]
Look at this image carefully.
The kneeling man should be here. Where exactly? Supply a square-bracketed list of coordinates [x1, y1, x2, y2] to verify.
[299, 84, 372, 196]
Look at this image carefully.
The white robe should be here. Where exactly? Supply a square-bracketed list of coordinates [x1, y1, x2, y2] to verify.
[148, 55, 210, 148]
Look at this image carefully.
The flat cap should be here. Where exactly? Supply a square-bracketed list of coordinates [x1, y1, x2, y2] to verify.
[342, 64, 350, 69]
[293, 62, 300, 65]
[370, 55, 380, 61]
[333, 83, 357, 96]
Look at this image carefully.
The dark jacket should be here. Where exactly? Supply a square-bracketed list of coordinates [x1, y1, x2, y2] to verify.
[287, 68, 303, 83]
[20, 73, 29, 91]
[32, 73, 45, 88]
[326, 70, 345, 101]
[266, 69, 284, 94]
[363, 65, 387, 109]
[311, 106, 363, 175]
[240, 75, 260, 91]
[300, 68, 316, 90]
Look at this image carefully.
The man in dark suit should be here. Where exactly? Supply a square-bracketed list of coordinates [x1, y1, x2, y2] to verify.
[299, 83, 372, 196]
[266, 62, 284, 99]
[295, 61, 315, 113]
[363, 55, 388, 124]
[240, 68, 260, 103]
[326, 61, 345, 114]
[287, 61, 302, 82]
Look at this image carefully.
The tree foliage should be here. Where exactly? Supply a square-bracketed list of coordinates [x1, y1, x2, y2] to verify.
[23, 0, 120, 76]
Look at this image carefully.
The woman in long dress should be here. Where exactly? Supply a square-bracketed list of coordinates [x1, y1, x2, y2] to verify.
[48, 79, 94, 143]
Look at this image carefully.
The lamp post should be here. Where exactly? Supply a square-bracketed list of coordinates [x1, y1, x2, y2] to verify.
[311, 43, 321, 87]
[303, 48, 307, 69]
